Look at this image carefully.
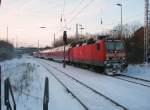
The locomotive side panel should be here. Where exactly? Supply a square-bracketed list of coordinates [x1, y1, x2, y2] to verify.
[68, 40, 106, 67]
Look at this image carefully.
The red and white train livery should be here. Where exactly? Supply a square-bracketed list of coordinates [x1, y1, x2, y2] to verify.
[33, 37, 127, 75]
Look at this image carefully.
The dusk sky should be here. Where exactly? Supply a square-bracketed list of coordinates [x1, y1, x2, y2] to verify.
[0, 0, 145, 47]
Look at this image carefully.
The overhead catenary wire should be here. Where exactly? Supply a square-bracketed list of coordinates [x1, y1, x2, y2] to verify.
[63, 11, 143, 37]
[55, 0, 143, 38]
[68, 0, 95, 24]
[67, 0, 85, 16]
[58, 0, 67, 34]
[96, 12, 144, 32]
[106, 14, 143, 27]
[60, 0, 66, 23]
[55, 0, 95, 37]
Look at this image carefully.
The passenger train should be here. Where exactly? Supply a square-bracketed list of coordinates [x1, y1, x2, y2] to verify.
[33, 36, 128, 75]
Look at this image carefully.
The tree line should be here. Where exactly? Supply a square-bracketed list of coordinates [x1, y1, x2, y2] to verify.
[0, 40, 15, 61]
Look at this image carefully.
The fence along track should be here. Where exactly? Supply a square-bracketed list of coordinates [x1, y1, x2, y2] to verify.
[39, 59, 128, 110]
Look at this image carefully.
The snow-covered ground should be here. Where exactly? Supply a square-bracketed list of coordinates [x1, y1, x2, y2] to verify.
[124, 64, 150, 81]
[1, 55, 150, 110]
[1, 56, 84, 110]
[39, 59, 150, 110]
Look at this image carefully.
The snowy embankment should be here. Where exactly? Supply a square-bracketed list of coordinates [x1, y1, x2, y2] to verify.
[1, 56, 43, 110]
[0, 55, 85, 110]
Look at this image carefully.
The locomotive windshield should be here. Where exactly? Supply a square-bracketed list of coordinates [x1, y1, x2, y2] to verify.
[106, 41, 124, 50]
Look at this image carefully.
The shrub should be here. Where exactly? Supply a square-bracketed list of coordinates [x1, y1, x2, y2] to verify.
[0, 40, 14, 61]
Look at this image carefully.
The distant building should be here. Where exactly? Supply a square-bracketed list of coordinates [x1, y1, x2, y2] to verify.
[126, 27, 144, 63]
[133, 26, 150, 62]
[133, 27, 144, 43]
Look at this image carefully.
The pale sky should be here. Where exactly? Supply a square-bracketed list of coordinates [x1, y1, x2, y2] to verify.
[0, 0, 145, 47]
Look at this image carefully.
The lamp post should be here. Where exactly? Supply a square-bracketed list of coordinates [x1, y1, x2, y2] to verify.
[6, 26, 8, 42]
[116, 3, 123, 40]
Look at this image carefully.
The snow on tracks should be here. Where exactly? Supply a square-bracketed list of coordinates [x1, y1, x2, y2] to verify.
[38, 59, 127, 110]
[37, 58, 150, 110]
[113, 75, 150, 87]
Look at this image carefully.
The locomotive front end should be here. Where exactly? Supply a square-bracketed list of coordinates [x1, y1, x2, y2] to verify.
[104, 40, 127, 75]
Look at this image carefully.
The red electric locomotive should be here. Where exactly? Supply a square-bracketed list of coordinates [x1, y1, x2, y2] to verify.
[33, 35, 127, 75]
[69, 36, 127, 75]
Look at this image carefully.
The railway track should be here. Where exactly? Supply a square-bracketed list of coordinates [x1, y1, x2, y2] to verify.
[39, 59, 128, 110]
[120, 74, 150, 83]
[38, 57, 150, 88]
[71, 60, 150, 88]
[66, 60, 150, 88]
[113, 75, 150, 88]
[39, 61, 89, 110]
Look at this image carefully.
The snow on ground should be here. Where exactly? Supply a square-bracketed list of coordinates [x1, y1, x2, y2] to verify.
[1, 55, 150, 110]
[0, 55, 85, 110]
[124, 64, 150, 81]
[40, 61, 124, 110]
[1, 56, 45, 110]
[40, 59, 150, 110]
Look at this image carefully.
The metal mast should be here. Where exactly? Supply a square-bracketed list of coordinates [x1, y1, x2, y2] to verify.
[76, 24, 79, 41]
[144, 0, 150, 62]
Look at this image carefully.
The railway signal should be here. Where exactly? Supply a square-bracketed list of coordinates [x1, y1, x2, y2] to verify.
[63, 31, 67, 45]
[63, 31, 67, 68]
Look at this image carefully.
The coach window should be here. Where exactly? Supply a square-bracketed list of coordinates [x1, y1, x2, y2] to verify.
[96, 43, 100, 50]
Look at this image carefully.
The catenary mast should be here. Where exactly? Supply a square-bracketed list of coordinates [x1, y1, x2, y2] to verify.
[144, 0, 150, 62]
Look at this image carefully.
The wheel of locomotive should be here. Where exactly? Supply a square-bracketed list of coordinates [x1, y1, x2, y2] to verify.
[104, 68, 114, 76]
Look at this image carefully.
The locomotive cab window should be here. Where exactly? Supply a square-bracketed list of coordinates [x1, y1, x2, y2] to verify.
[96, 43, 100, 50]
[106, 41, 124, 50]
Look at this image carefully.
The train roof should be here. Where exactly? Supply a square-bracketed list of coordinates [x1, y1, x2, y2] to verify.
[106, 39, 123, 42]
[39, 45, 71, 53]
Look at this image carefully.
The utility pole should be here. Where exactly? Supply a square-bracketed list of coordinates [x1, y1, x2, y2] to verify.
[38, 40, 39, 51]
[6, 26, 8, 42]
[54, 33, 55, 47]
[76, 24, 79, 41]
[16, 36, 18, 48]
[116, 3, 123, 40]
[121, 4, 122, 40]
[144, 0, 150, 62]
[0, 66, 1, 110]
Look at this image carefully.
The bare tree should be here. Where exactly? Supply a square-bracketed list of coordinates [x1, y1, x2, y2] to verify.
[111, 22, 142, 38]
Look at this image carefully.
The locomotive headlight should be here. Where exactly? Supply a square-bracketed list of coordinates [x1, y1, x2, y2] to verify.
[121, 57, 126, 64]
[122, 57, 126, 60]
